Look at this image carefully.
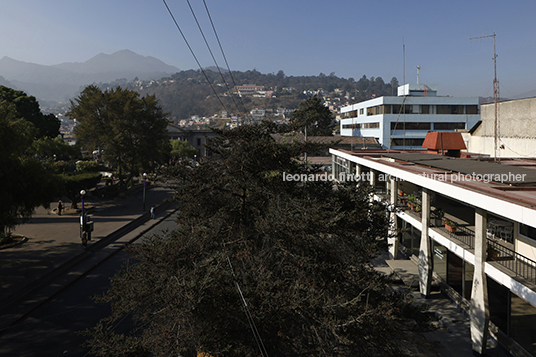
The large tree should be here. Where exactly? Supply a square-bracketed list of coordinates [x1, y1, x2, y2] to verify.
[83, 124, 436, 356]
[68, 85, 171, 180]
[0, 100, 59, 236]
[290, 95, 335, 136]
[0, 85, 60, 139]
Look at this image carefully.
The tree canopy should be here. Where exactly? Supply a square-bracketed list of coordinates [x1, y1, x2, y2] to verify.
[290, 95, 335, 136]
[68, 85, 171, 179]
[83, 123, 435, 356]
[0, 85, 60, 139]
[0, 100, 60, 235]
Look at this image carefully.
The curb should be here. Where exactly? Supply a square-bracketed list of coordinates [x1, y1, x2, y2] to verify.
[0, 236, 28, 250]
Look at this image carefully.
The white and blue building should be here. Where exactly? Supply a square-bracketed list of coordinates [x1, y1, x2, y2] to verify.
[340, 84, 480, 149]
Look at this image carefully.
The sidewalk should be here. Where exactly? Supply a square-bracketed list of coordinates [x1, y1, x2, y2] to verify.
[372, 253, 509, 356]
[0, 182, 175, 306]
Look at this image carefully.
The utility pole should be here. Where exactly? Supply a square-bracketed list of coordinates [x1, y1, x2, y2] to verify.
[471, 32, 499, 162]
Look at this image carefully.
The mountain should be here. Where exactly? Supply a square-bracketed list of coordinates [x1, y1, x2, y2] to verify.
[0, 50, 180, 103]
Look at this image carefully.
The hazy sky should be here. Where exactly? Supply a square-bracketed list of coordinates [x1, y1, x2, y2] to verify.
[2, 0, 535, 97]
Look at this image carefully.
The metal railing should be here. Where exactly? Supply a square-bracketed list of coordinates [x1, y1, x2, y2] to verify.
[487, 239, 536, 283]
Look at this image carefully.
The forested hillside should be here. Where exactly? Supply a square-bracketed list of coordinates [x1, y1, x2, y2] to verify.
[98, 69, 399, 121]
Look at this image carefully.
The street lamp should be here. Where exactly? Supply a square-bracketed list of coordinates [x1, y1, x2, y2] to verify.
[143, 173, 147, 212]
[80, 190, 86, 215]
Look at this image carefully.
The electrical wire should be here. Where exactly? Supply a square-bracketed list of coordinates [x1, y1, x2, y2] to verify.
[184, 0, 244, 117]
[227, 257, 269, 356]
[162, 0, 230, 114]
[201, 0, 250, 116]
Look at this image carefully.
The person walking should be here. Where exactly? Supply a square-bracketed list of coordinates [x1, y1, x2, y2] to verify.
[57, 200, 63, 215]
[150, 206, 155, 219]
[81, 231, 87, 248]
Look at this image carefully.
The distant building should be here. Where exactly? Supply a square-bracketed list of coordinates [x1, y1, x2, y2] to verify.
[167, 124, 216, 157]
[340, 84, 480, 149]
[233, 84, 265, 96]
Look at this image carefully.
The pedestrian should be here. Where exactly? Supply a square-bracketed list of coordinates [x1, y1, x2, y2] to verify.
[150, 206, 155, 219]
[57, 200, 63, 215]
[81, 231, 87, 247]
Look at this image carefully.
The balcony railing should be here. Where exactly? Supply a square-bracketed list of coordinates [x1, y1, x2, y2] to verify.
[487, 239, 536, 283]
[400, 204, 536, 285]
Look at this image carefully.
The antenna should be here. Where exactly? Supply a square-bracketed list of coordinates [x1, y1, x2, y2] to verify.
[416, 65, 421, 84]
[403, 39, 406, 85]
[471, 32, 499, 162]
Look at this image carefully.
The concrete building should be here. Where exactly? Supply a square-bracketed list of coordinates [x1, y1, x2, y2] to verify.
[340, 84, 480, 149]
[330, 137, 536, 355]
[464, 96, 536, 159]
[166, 124, 216, 157]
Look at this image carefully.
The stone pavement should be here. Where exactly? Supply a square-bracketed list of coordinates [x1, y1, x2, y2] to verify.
[372, 252, 510, 356]
[0, 181, 176, 307]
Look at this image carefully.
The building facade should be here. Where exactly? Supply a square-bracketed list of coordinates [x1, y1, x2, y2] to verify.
[340, 84, 480, 149]
[330, 146, 536, 356]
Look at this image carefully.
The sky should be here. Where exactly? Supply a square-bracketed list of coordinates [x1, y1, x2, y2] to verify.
[1, 0, 536, 98]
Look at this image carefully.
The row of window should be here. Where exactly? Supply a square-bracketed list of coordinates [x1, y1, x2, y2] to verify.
[390, 122, 466, 131]
[341, 104, 479, 118]
[342, 123, 380, 129]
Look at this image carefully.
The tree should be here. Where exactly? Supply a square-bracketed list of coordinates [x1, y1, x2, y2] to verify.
[0, 85, 60, 138]
[83, 124, 436, 356]
[68, 85, 171, 182]
[170, 139, 198, 160]
[290, 95, 335, 136]
[0, 100, 60, 236]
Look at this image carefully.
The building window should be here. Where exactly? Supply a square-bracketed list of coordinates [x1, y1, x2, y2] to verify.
[391, 122, 431, 131]
[433, 241, 448, 281]
[196, 138, 202, 146]
[466, 105, 478, 114]
[359, 108, 364, 115]
[519, 223, 536, 241]
[421, 105, 430, 114]
[390, 138, 425, 147]
[433, 122, 465, 130]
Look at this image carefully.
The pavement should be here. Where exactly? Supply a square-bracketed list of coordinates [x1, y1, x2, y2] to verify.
[0, 180, 177, 331]
[371, 252, 510, 356]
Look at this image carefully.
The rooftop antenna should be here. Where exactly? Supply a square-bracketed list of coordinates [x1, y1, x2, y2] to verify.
[471, 32, 499, 163]
[403, 38, 406, 85]
[416, 65, 421, 84]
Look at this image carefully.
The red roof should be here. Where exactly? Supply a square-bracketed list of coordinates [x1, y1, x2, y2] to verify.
[422, 131, 466, 150]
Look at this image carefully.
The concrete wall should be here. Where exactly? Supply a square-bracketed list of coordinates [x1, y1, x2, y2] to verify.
[468, 97, 536, 158]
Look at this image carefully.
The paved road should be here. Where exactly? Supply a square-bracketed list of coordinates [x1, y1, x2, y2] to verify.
[0, 211, 180, 357]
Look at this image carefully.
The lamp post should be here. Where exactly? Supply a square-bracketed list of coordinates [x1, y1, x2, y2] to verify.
[143, 173, 147, 212]
[80, 190, 86, 215]
[80, 189, 86, 239]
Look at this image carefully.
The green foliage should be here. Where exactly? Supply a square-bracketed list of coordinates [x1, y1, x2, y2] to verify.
[0, 85, 60, 138]
[76, 160, 101, 173]
[68, 85, 171, 178]
[60, 172, 102, 208]
[170, 139, 198, 159]
[84, 123, 435, 356]
[0, 100, 60, 235]
[290, 95, 335, 136]
[30, 136, 81, 161]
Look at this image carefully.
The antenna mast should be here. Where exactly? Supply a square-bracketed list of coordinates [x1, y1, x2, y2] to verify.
[416, 65, 421, 84]
[471, 32, 499, 162]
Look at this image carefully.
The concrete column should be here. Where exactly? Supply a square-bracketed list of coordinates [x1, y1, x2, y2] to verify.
[331, 155, 337, 180]
[370, 170, 377, 187]
[388, 177, 399, 259]
[470, 208, 489, 355]
[418, 188, 433, 297]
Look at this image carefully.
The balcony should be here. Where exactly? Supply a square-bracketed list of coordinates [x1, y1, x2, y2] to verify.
[400, 200, 536, 287]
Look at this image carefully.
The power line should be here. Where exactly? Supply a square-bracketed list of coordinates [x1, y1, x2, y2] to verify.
[201, 0, 249, 116]
[184, 0, 244, 116]
[162, 0, 230, 114]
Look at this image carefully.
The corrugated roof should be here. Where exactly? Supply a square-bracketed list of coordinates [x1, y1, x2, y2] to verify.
[381, 153, 536, 185]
